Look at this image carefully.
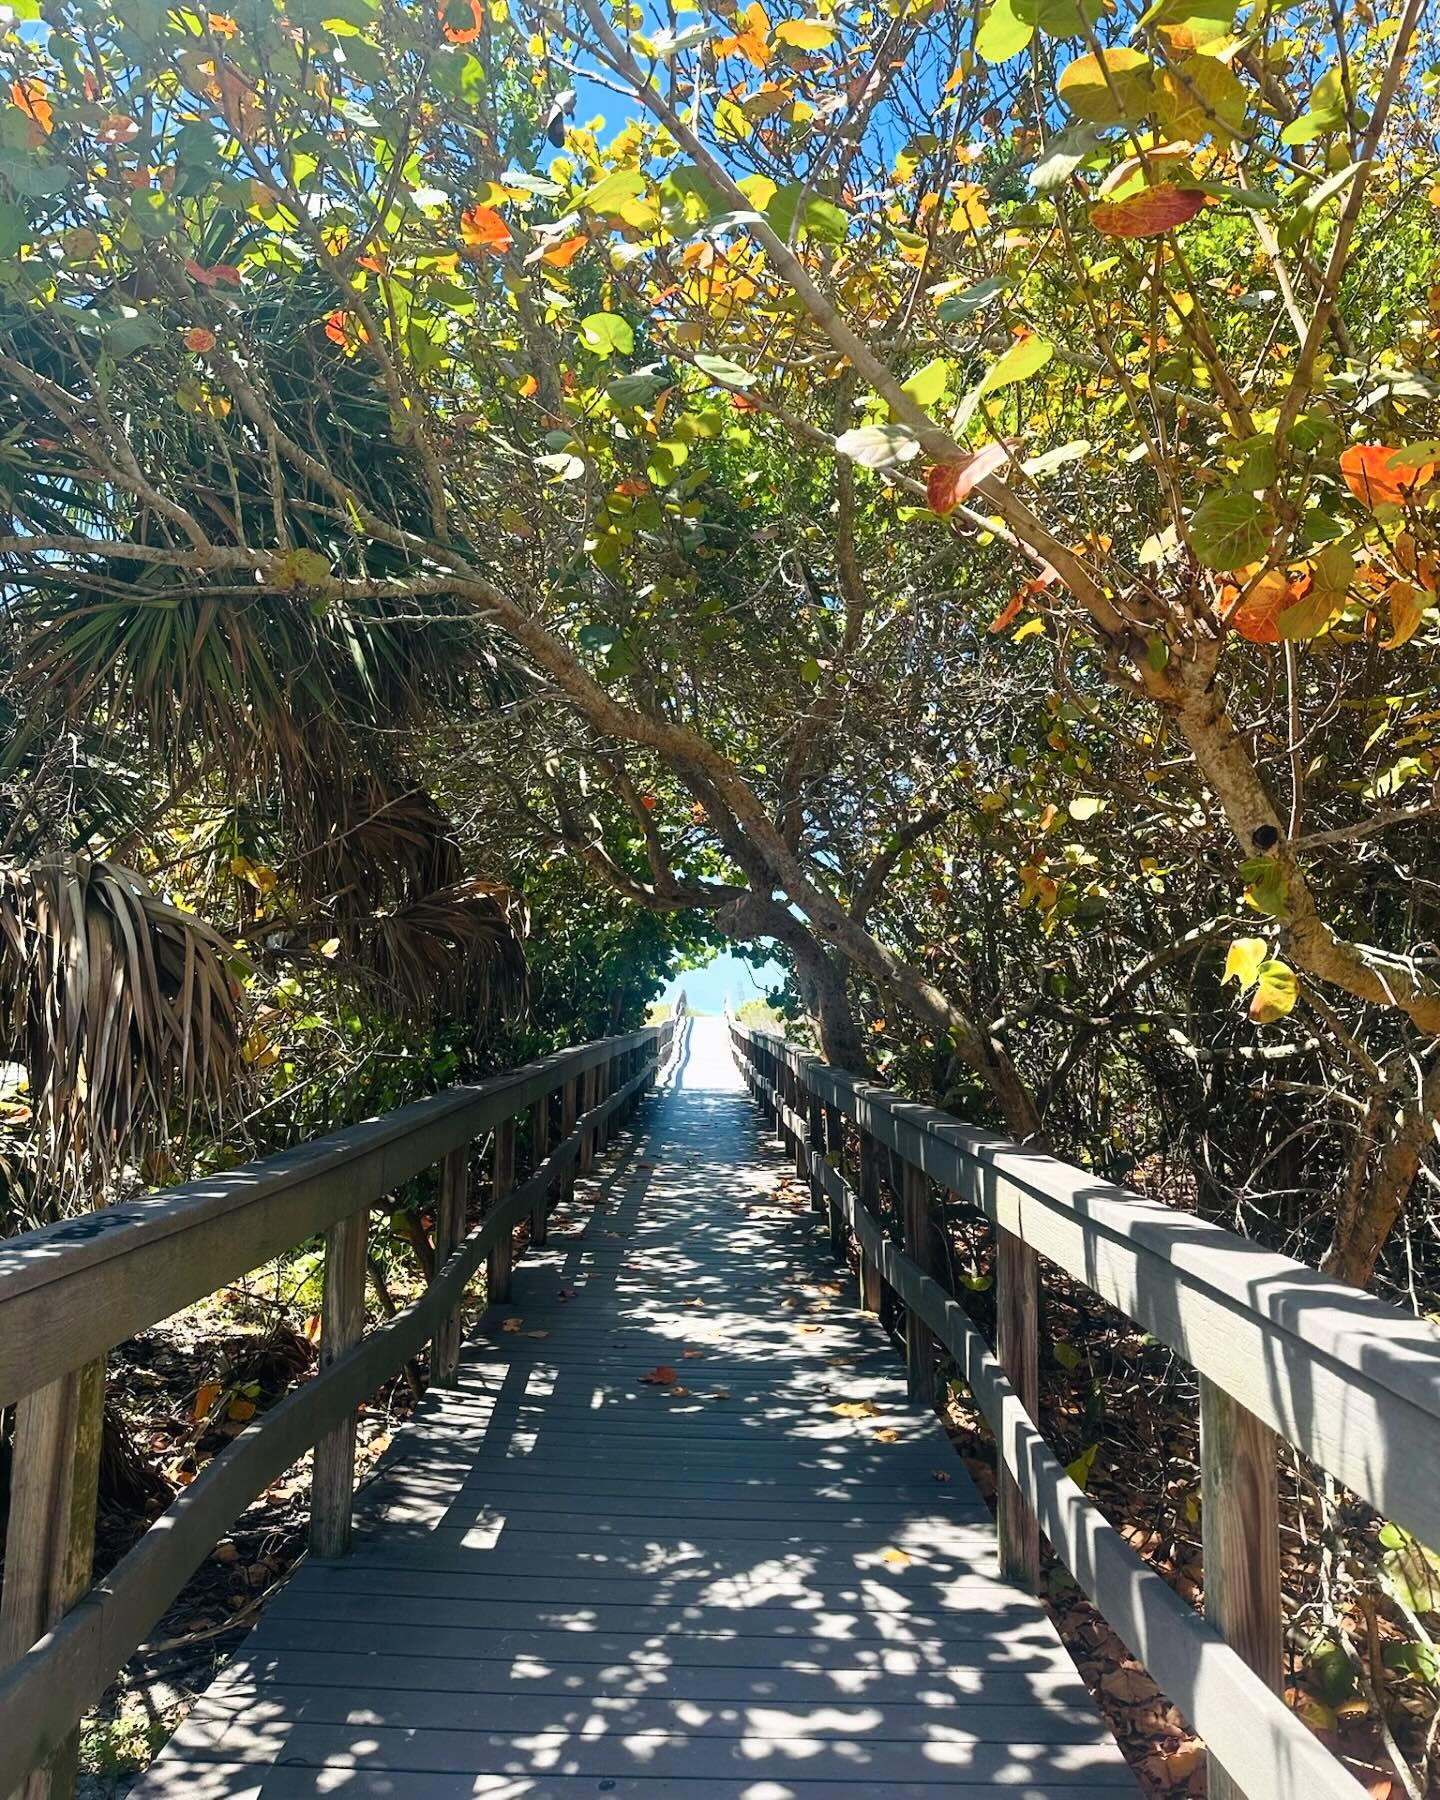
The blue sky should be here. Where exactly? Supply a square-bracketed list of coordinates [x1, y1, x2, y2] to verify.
[662, 949, 786, 1013]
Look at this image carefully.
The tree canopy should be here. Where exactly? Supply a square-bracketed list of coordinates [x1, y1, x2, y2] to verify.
[1, 0, 1439, 1290]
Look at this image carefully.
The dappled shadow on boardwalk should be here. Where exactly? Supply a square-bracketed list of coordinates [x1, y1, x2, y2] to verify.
[132, 1021, 1135, 1799]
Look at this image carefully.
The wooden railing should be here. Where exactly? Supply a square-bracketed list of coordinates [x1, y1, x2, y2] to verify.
[0, 1013, 685, 1797]
[729, 1021, 1440, 1800]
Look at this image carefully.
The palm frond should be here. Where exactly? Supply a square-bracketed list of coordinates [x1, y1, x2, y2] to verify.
[0, 854, 244, 1187]
[344, 877, 528, 1023]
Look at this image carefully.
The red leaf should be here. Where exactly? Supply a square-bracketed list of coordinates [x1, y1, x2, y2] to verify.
[460, 203, 513, 255]
[1089, 184, 1205, 239]
[989, 592, 1025, 634]
[639, 1364, 679, 1385]
[927, 442, 1009, 516]
[183, 327, 217, 352]
[1340, 444, 1435, 510]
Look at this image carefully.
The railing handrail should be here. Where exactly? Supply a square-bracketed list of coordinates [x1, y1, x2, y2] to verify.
[0, 1027, 660, 1411]
[733, 1022, 1440, 1544]
[0, 1015, 685, 1797]
[728, 1019, 1440, 1800]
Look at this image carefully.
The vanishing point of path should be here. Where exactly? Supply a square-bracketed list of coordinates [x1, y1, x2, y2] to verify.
[134, 1018, 1134, 1798]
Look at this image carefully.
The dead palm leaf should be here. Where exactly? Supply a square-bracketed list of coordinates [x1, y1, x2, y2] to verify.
[0, 854, 244, 1188]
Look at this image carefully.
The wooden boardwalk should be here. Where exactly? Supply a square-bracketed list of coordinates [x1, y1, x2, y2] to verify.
[134, 1019, 1133, 1799]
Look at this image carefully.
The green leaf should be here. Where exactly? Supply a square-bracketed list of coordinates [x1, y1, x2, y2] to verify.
[1239, 855, 1288, 919]
[766, 183, 848, 245]
[578, 168, 647, 214]
[1188, 489, 1273, 568]
[1016, 0, 1107, 37]
[834, 424, 923, 470]
[976, 0, 1034, 62]
[693, 351, 757, 389]
[578, 622, 620, 650]
[0, 200, 25, 258]
[607, 367, 669, 407]
[935, 274, 1011, 320]
[979, 333, 1054, 394]
[1053, 1341, 1083, 1370]
[1250, 959, 1298, 1023]
[901, 357, 951, 408]
[579, 312, 635, 359]
[1028, 122, 1107, 191]
[1065, 1442, 1099, 1488]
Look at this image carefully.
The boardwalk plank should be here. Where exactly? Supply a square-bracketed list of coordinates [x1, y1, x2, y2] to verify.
[131, 1020, 1131, 1799]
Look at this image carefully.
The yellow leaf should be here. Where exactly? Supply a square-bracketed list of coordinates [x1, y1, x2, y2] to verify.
[1249, 959, 1298, 1024]
[882, 1546, 912, 1567]
[1382, 579, 1429, 650]
[833, 1398, 878, 1417]
[951, 183, 990, 231]
[194, 1380, 222, 1420]
[1222, 937, 1268, 990]
[874, 1427, 902, 1442]
[227, 1396, 257, 1422]
[1013, 614, 1045, 641]
[774, 17, 835, 46]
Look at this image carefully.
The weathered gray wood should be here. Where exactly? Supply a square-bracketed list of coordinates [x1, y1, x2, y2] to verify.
[822, 1100, 847, 1262]
[1200, 1376, 1282, 1800]
[578, 1066, 597, 1173]
[996, 1226, 1041, 1589]
[0, 1030, 659, 1413]
[0, 1116, 622, 1795]
[856, 1131, 884, 1313]
[310, 1208, 369, 1557]
[529, 1094, 551, 1245]
[488, 1117, 516, 1305]
[902, 1159, 941, 1410]
[430, 1148, 468, 1388]
[738, 1026, 1440, 1558]
[560, 1077, 578, 1201]
[806, 1111, 1366, 1800]
[112, 1022, 1124, 1800]
[0, 1357, 103, 1800]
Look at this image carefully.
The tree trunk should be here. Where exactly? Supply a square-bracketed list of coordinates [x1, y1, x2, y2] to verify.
[1325, 1054, 1440, 1287]
[716, 893, 870, 1072]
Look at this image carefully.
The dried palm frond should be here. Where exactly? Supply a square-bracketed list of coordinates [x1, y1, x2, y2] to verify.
[343, 877, 528, 1024]
[0, 854, 244, 1185]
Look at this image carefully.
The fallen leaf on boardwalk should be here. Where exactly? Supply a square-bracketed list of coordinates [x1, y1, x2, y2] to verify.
[640, 1364, 679, 1385]
[882, 1547, 912, 1568]
[682, 1347, 705, 1358]
[1102, 1666, 1160, 1704]
[874, 1427, 902, 1442]
[559, 1287, 577, 1301]
[526, 1330, 549, 1339]
[502, 1317, 524, 1333]
[682, 1296, 706, 1308]
[666, 1385, 689, 1396]
[833, 1399, 878, 1418]
[797, 1323, 822, 1334]
[710, 1389, 731, 1400]
[1160, 1743, 1205, 1782]
[932, 1469, 952, 1482]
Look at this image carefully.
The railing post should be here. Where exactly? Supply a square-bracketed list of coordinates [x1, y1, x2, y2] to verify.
[310, 1206, 369, 1557]
[0, 1357, 104, 1800]
[530, 1092, 552, 1245]
[902, 1160, 941, 1410]
[823, 1100, 848, 1263]
[562, 1074, 579, 1199]
[996, 1228, 1041, 1589]
[792, 1061, 810, 1184]
[579, 1064, 597, 1173]
[489, 1116, 516, 1304]
[856, 1131, 884, 1313]
[596, 1055, 611, 1155]
[807, 1087, 826, 1217]
[430, 1147, 468, 1387]
[1200, 1378, 1282, 1800]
